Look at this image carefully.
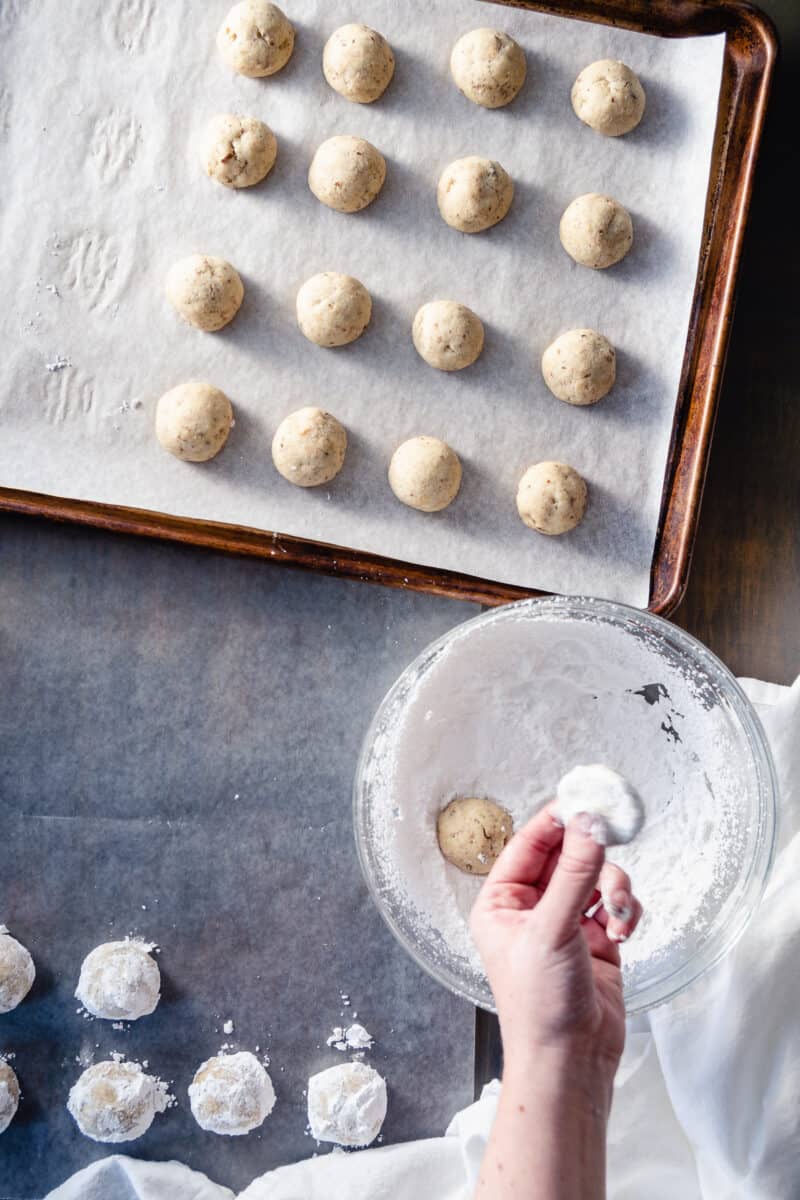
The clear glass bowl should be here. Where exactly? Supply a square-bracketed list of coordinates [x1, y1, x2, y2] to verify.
[354, 597, 777, 1014]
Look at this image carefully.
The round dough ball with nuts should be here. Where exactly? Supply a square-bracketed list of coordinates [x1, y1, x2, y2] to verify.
[517, 461, 588, 535]
[572, 60, 645, 136]
[437, 157, 513, 234]
[323, 24, 395, 104]
[542, 329, 616, 406]
[437, 796, 513, 875]
[272, 407, 347, 487]
[309, 135, 386, 213]
[0, 1060, 20, 1136]
[560, 193, 633, 269]
[389, 437, 462, 513]
[216, 1, 295, 78]
[296, 272, 372, 347]
[450, 28, 526, 109]
[156, 382, 233, 463]
[67, 1060, 167, 1144]
[0, 926, 35, 1013]
[189, 1051, 276, 1136]
[199, 113, 277, 189]
[165, 255, 244, 332]
[412, 300, 484, 372]
[75, 940, 160, 1021]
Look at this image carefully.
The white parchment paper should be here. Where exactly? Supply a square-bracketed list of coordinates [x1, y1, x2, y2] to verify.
[0, 0, 724, 605]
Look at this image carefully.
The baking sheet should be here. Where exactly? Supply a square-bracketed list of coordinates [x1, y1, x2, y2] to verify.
[0, 1, 724, 607]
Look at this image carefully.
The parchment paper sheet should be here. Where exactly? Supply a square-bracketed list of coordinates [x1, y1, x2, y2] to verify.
[0, 1, 724, 608]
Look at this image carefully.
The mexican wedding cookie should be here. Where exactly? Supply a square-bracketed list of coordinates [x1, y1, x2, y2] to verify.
[189, 1052, 276, 1136]
[572, 60, 645, 136]
[554, 764, 645, 846]
[0, 927, 35, 1012]
[307, 1062, 387, 1147]
[216, 1, 295, 77]
[296, 272, 372, 347]
[67, 1060, 168, 1143]
[165, 255, 244, 332]
[412, 300, 484, 371]
[0, 1060, 20, 1135]
[437, 797, 513, 875]
[199, 113, 277, 188]
[450, 28, 526, 108]
[541, 329, 616, 406]
[516, 462, 587, 535]
[389, 437, 462, 513]
[309, 136, 386, 213]
[323, 24, 395, 103]
[75, 940, 160, 1021]
[156, 382, 233, 463]
[272, 407, 347, 487]
[438, 157, 513, 233]
[560, 193, 633, 269]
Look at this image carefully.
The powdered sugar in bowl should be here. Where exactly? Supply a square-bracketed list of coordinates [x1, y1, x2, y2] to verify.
[353, 597, 777, 1014]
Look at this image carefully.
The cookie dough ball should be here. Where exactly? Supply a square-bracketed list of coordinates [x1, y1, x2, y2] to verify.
[450, 28, 526, 109]
[517, 462, 587, 535]
[389, 437, 462, 513]
[156, 382, 233, 463]
[165, 255, 244, 333]
[75, 940, 160, 1021]
[541, 329, 616, 406]
[437, 797, 513, 875]
[308, 135, 386, 213]
[189, 1052, 276, 1136]
[308, 1062, 387, 1147]
[323, 24, 395, 104]
[296, 272, 372, 347]
[199, 113, 277, 189]
[216, 1, 295, 78]
[0, 1061, 20, 1135]
[555, 764, 645, 846]
[412, 300, 484, 372]
[67, 1060, 168, 1144]
[437, 157, 513, 234]
[560, 193, 633, 269]
[0, 927, 35, 1013]
[272, 407, 347, 487]
[572, 60, 645, 137]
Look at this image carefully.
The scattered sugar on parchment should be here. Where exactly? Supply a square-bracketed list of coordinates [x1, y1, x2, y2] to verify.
[45, 354, 71, 372]
[223, 1019, 234, 1036]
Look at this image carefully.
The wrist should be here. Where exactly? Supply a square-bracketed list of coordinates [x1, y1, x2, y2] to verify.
[502, 1040, 617, 1116]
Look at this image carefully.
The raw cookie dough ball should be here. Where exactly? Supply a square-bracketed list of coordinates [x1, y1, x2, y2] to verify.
[389, 437, 462, 513]
[541, 329, 616, 406]
[412, 300, 484, 372]
[165, 255, 244, 333]
[156, 382, 233, 463]
[437, 796, 513, 875]
[572, 60, 645, 137]
[67, 1060, 168, 1144]
[450, 28, 527, 109]
[189, 1052, 276, 1136]
[0, 1061, 20, 1135]
[296, 272, 372, 347]
[323, 24, 395, 104]
[560, 193, 633, 270]
[554, 764, 645, 846]
[0, 927, 35, 1013]
[516, 461, 587, 535]
[75, 940, 160, 1021]
[199, 113, 277, 189]
[437, 157, 514, 234]
[308, 135, 386, 213]
[308, 1062, 387, 1147]
[216, 1, 295, 78]
[272, 407, 347, 487]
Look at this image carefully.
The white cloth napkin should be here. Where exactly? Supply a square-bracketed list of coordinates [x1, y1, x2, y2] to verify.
[47, 677, 800, 1200]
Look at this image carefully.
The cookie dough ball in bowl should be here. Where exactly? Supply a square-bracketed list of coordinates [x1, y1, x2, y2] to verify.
[389, 437, 462, 513]
[412, 300, 484, 372]
[437, 157, 513, 234]
[0, 927, 35, 1013]
[165, 255, 244, 333]
[308, 135, 386, 213]
[308, 1062, 387, 1147]
[75, 940, 160, 1021]
[67, 1061, 168, 1143]
[555, 764, 645, 846]
[560, 193, 633, 269]
[437, 797, 513, 875]
[199, 113, 277, 189]
[296, 272, 372, 347]
[450, 28, 526, 109]
[189, 1052, 275, 1136]
[272, 407, 347, 487]
[216, 1, 295, 78]
[572, 60, 645, 136]
[517, 461, 587, 535]
[323, 24, 395, 104]
[156, 382, 233, 463]
[0, 1061, 20, 1135]
[541, 329, 616, 406]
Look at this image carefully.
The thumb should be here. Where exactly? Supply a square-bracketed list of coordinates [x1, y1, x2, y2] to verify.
[536, 813, 605, 946]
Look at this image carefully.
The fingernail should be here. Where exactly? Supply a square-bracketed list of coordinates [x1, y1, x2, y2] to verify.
[573, 812, 594, 836]
[608, 931, 628, 944]
[608, 891, 632, 922]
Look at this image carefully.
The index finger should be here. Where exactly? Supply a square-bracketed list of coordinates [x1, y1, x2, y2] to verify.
[486, 801, 563, 887]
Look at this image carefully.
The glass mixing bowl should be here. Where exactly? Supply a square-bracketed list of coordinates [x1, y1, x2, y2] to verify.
[354, 597, 777, 1014]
